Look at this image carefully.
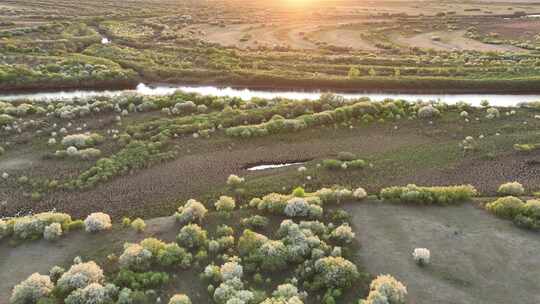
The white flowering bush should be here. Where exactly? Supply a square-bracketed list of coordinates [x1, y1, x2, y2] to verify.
[175, 199, 208, 225]
[277, 220, 325, 263]
[315, 187, 353, 204]
[312, 256, 359, 289]
[66, 146, 79, 157]
[64, 283, 118, 304]
[12, 212, 71, 240]
[43, 223, 62, 241]
[84, 212, 112, 232]
[260, 297, 304, 304]
[330, 224, 355, 244]
[49, 265, 65, 283]
[78, 148, 102, 160]
[227, 174, 245, 187]
[214, 278, 254, 304]
[417, 105, 440, 119]
[118, 243, 153, 271]
[61, 133, 102, 148]
[10, 273, 54, 304]
[498, 182, 525, 196]
[361, 274, 407, 304]
[220, 259, 244, 281]
[353, 187, 368, 200]
[215, 196, 236, 213]
[258, 240, 288, 270]
[272, 284, 300, 299]
[284, 198, 322, 218]
[486, 107, 500, 119]
[57, 261, 104, 294]
[169, 294, 192, 304]
[412, 248, 431, 266]
[176, 224, 208, 249]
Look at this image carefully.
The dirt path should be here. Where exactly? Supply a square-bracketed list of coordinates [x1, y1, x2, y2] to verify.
[345, 203, 540, 304]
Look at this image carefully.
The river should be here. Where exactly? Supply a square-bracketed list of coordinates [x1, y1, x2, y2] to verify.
[1, 83, 539, 107]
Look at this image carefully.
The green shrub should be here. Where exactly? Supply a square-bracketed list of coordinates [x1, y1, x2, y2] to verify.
[241, 215, 269, 230]
[486, 196, 525, 218]
[322, 159, 343, 170]
[497, 182, 525, 196]
[65, 220, 84, 231]
[177, 224, 208, 250]
[292, 187, 306, 198]
[114, 269, 170, 290]
[131, 218, 146, 233]
[380, 184, 477, 205]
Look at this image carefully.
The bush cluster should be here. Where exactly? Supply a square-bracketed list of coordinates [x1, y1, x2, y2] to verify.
[380, 184, 477, 205]
[485, 197, 540, 230]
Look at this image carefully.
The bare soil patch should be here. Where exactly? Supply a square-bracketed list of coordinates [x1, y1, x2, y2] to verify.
[346, 202, 540, 304]
[0, 124, 431, 219]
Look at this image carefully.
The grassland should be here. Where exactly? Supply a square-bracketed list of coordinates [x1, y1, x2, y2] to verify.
[2, 0, 540, 93]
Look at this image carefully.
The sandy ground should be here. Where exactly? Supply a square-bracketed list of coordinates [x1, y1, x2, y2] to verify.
[345, 202, 540, 304]
[392, 30, 522, 52]
[309, 27, 379, 50]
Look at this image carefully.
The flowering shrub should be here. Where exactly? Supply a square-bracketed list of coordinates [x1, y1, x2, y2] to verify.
[277, 220, 326, 263]
[284, 198, 323, 218]
[380, 184, 477, 205]
[497, 182, 525, 196]
[353, 187, 368, 200]
[330, 224, 355, 244]
[84, 212, 112, 232]
[10, 273, 54, 304]
[258, 240, 289, 271]
[486, 107, 500, 119]
[215, 196, 236, 213]
[157, 243, 193, 268]
[130, 218, 146, 233]
[412, 248, 430, 266]
[43, 223, 62, 241]
[57, 261, 104, 294]
[177, 224, 208, 249]
[311, 256, 359, 289]
[118, 243, 153, 271]
[64, 283, 118, 304]
[237, 229, 268, 256]
[417, 105, 440, 119]
[486, 196, 525, 218]
[49, 265, 65, 283]
[175, 199, 208, 225]
[11, 212, 71, 240]
[315, 188, 354, 204]
[227, 174, 245, 187]
[61, 133, 103, 148]
[169, 294, 192, 304]
[220, 258, 244, 281]
[241, 215, 269, 230]
[360, 275, 407, 304]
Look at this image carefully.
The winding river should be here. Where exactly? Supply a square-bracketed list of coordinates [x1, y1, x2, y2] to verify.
[1, 83, 540, 107]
